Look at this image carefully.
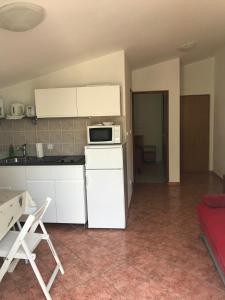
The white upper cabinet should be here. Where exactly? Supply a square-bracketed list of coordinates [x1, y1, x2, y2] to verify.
[76, 85, 121, 116]
[35, 88, 77, 118]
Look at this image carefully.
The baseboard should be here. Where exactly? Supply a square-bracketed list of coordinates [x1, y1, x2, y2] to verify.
[167, 182, 180, 186]
[209, 171, 223, 181]
[209, 171, 225, 193]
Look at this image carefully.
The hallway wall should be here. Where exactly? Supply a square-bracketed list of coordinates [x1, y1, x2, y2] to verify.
[214, 46, 225, 177]
[180, 57, 215, 171]
[132, 58, 180, 183]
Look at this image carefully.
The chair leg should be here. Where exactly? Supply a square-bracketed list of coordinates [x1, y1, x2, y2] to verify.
[29, 258, 52, 300]
[16, 221, 22, 231]
[22, 241, 52, 300]
[8, 258, 20, 273]
[0, 256, 14, 282]
[40, 222, 64, 275]
[46, 238, 64, 275]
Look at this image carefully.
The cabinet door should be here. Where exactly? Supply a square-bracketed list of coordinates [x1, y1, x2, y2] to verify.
[26, 180, 56, 222]
[55, 180, 87, 224]
[35, 88, 77, 118]
[0, 167, 26, 190]
[77, 85, 120, 116]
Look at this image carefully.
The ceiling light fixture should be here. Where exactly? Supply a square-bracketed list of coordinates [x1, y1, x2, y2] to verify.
[0, 2, 46, 32]
[179, 41, 197, 52]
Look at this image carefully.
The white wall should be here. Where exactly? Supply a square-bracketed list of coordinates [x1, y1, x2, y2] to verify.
[123, 54, 133, 206]
[132, 58, 180, 183]
[181, 57, 215, 170]
[0, 51, 125, 109]
[133, 93, 163, 161]
[214, 47, 225, 177]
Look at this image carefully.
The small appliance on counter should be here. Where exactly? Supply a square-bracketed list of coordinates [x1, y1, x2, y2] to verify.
[6, 103, 25, 119]
[26, 105, 35, 117]
[87, 124, 121, 144]
[10, 103, 25, 116]
[0, 99, 5, 118]
[36, 143, 44, 158]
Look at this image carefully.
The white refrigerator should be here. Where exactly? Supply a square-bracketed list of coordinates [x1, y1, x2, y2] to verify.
[85, 144, 126, 229]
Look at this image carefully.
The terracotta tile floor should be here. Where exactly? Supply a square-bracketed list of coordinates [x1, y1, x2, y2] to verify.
[1, 173, 225, 299]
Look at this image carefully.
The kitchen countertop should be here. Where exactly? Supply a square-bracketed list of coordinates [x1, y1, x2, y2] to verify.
[0, 155, 85, 166]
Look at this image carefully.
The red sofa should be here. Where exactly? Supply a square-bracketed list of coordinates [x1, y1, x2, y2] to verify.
[197, 194, 225, 284]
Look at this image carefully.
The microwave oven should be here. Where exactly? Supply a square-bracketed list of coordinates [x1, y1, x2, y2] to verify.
[87, 125, 121, 144]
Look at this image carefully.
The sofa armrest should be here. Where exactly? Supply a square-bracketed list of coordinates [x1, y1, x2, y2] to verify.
[203, 194, 225, 207]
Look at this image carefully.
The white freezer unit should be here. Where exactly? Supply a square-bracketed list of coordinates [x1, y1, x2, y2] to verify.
[85, 145, 126, 229]
[85, 145, 123, 169]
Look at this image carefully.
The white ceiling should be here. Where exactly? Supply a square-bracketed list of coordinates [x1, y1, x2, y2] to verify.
[1, 0, 225, 87]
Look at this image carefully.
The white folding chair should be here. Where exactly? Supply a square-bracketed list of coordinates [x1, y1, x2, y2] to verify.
[0, 198, 64, 300]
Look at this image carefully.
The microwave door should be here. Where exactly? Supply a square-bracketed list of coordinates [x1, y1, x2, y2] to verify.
[89, 127, 112, 143]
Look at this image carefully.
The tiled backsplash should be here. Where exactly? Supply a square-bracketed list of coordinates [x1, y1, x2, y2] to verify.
[0, 116, 123, 156]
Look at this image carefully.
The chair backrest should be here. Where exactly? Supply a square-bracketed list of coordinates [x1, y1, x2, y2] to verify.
[20, 197, 51, 235]
[29, 197, 51, 233]
[6, 198, 52, 260]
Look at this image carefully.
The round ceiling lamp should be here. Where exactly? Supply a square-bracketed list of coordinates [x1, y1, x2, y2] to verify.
[0, 2, 46, 32]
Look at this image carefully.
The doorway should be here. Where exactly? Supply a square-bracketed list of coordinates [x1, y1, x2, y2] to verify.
[132, 91, 168, 183]
[180, 95, 210, 173]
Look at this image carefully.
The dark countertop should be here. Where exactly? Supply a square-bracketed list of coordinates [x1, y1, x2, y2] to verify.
[0, 155, 85, 166]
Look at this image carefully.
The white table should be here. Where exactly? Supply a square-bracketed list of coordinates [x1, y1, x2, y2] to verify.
[0, 190, 29, 240]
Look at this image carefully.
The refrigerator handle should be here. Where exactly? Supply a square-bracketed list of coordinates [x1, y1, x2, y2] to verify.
[85, 174, 88, 186]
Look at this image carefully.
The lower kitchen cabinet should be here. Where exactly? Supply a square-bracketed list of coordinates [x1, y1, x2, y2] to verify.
[0, 165, 87, 224]
[55, 180, 86, 223]
[0, 166, 26, 190]
[26, 180, 57, 223]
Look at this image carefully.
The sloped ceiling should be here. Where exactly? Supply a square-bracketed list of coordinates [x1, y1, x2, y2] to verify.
[1, 0, 225, 87]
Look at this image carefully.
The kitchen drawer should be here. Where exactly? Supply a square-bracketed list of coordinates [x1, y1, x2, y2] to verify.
[26, 165, 84, 180]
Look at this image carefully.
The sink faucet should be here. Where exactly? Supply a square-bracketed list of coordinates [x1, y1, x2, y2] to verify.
[17, 144, 27, 158]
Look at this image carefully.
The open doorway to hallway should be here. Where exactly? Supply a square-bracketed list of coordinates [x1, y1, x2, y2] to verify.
[132, 91, 168, 183]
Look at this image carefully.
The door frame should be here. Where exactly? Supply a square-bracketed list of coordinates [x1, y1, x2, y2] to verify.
[132, 90, 169, 182]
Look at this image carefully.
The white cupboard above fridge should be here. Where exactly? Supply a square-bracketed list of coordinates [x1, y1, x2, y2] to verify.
[35, 87, 77, 118]
[76, 85, 121, 116]
[35, 85, 121, 118]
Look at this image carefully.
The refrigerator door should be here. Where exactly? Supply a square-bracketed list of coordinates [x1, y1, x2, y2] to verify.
[86, 169, 126, 229]
[85, 145, 123, 169]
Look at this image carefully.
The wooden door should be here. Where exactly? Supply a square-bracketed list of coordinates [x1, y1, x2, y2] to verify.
[180, 95, 210, 173]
